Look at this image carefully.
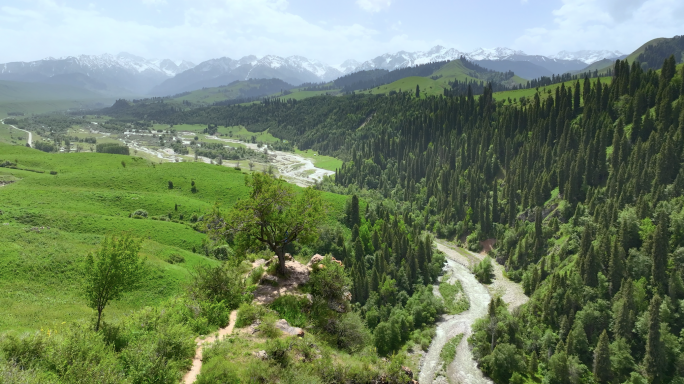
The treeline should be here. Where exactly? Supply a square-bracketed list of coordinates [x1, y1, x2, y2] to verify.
[96, 143, 130, 155]
[333, 61, 450, 93]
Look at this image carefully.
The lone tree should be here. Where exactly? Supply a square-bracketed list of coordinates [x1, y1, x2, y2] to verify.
[221, 173, 325, 275]
[83, 236, 145, 331]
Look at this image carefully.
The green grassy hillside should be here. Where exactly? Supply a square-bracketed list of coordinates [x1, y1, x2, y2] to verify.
[625, 37, 669, 63]
[492, 76, 613, 104]
[0, 143, 347, 333]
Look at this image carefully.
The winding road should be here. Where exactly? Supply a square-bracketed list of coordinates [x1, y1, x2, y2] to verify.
[1, 119, 32, 147]
[418, 242, 528, 384]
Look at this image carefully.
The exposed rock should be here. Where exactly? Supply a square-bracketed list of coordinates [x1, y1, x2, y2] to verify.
[274, 319, 304, 337]
[284, 253, 293, 261]
[260, 274, 279, 285]
[307, 253, 344, 268]
[402, 366, 414, 379]
[253, 350, 268, 360]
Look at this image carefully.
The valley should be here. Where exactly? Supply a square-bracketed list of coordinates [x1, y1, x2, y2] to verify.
[1, 25, 684, 384]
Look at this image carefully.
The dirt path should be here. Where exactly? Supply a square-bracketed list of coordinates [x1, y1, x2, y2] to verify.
[183, 310, 238, 384]
[1, 119, 32, 146]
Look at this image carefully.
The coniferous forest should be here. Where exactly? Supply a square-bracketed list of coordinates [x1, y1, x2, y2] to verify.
[102, 55, 684, 383]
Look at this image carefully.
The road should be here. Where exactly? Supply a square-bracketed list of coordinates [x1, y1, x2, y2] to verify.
[1, 119, 32, 147]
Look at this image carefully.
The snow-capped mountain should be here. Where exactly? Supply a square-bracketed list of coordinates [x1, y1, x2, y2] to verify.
[344, 46, 596, 80]
[467, 47, 526, 61]
[149, 55, 342, 96]
[0, 53, 195, 95]
[551, 50, 625, 64]
[353, 46, 465, 72]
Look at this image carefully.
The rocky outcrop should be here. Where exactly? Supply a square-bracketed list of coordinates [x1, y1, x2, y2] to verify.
[274, 319, 305, 337]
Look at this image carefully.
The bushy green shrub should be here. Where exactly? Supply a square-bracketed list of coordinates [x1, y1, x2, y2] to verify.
[131, 209, 148, 218]
[235, 303, 266, 328]
[248, 265, 265, 285]
[188, 264, 246, 310]
[257, 314, 282, 339]
[269, 295, 310, 328]
[474, 256, 494, 284]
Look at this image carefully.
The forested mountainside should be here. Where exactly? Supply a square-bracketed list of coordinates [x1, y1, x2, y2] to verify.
[102, 55, 684, 383]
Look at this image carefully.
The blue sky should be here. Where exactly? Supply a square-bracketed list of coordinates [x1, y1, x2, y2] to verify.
[0, 0, 682, 64]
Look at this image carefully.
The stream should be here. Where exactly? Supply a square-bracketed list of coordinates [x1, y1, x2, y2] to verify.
[418, 257, 493, 384]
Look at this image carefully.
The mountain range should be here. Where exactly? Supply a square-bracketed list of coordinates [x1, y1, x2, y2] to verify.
[0, 47, 627, 97]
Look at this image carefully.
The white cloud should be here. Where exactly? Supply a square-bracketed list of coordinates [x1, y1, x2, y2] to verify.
[0, 0, 422, 64]
[356, 0, 391, 13]
[513, 0, 684, 55]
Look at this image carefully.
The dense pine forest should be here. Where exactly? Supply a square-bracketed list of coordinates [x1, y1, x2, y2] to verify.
[94, 55, 684, 383]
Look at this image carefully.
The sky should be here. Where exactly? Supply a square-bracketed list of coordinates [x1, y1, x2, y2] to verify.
[0, 0, 682, 65]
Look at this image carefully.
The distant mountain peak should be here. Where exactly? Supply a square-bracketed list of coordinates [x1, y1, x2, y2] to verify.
[551, 50, 624, 64]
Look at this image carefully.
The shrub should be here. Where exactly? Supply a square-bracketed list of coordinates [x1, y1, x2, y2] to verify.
[131, 209, 148, 218]
[188, 264, 246, 310]
[168, 181, 173, 189]
[248, 266, 265, 285]
[264, 338, 291, 367]
[211, 245, 234, 261]
[235, 303, 265, 328]
[167, 254, 185, 264]
[326, 312, 370, 352]
[474, 256, 494, 284]
[308, 255, 352, 303]
[257, 314, 282, 339]
[269, 295, 309, 328]
[0, 333, 48, 370]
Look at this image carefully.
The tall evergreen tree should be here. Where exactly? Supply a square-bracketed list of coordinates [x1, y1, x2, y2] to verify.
[643, 295, 663, 384]
[651, 210, 669, 294]
[592, 330, 612, 383]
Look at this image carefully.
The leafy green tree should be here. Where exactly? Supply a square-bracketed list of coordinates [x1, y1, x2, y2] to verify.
[83, 236, 145, 331]
[474, 256, 494, 284]
[592, 330, 612, 383]
[222, 173, 326, 274]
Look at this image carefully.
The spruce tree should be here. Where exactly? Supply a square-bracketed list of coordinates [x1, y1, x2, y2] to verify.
[643, 294, 663, 384]
[592, 330, 612, 383]
[415, 84, 420, 98]
[528, 351, 539, 374]
[651, 210, 669, 294]
[349, 194, 360, 228]
[609, 235, 626, 296]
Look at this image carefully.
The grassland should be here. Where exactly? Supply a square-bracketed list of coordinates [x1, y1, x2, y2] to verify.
[493, 76, 614, 104]
[0, 123, 28, 145]
[294, 148, 343, 171]
[0, 143, 348, 334]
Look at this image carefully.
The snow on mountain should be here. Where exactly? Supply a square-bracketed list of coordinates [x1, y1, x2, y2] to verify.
[551, 50, 624, 64]
[467, 47, 526, 61]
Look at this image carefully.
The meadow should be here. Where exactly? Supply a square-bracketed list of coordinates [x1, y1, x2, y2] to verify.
[0, 143, 348, 334]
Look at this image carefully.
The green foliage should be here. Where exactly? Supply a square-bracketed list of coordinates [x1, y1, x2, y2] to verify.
[440, 333, 464, 365]
[248, 265, 265, 285]
[83, 236, 145, 331]
[96, 143, 130, 155]
[220, 173, 326, 274]
[308, 255, 352, 304]
[187, 263, 247, 313]
[474, 256, 494, 284]
[439, 278, 470, 314]
[235, 303, 267, 328]
[269, 295, 310, 328]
